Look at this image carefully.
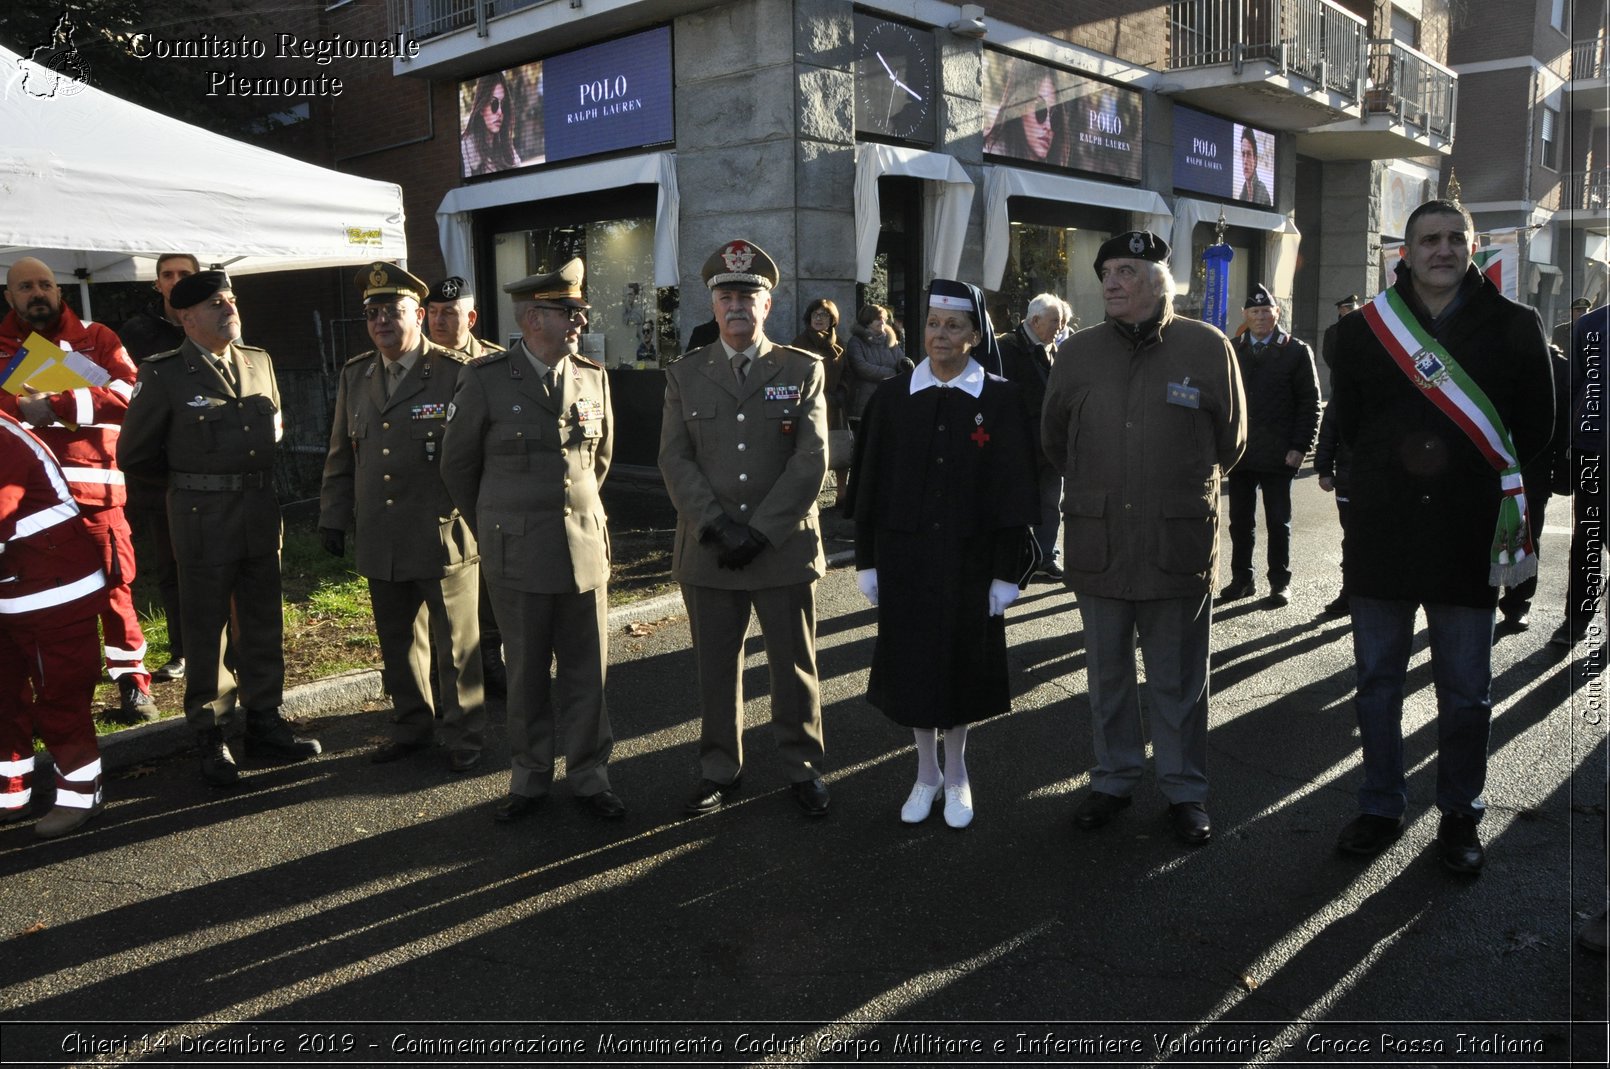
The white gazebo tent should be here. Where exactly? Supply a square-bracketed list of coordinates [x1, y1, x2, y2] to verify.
[0, 43, 407, 317]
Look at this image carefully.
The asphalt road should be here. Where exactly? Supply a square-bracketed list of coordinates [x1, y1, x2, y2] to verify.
[2, 472, 1605, 1068]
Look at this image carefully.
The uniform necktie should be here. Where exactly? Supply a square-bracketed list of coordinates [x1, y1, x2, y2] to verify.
[216, 355, 237, 391]
[386, 361, 405, 400]
[732, 353, 749, 385]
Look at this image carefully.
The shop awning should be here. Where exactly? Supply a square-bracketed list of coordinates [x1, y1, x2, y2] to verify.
[982, 167, 1172, 290]
[1169, 198, 1301, 300]
[854, 144, 973, 285]
[436, 151, 680, 290]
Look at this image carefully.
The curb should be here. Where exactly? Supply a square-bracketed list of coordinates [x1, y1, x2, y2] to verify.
[98, 549, 859, 774]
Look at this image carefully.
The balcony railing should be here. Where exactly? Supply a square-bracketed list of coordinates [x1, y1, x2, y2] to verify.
[1572, 37, 1606, 80]
[1561, 169, 1610, 211]
[1362, 38, 1457, 139]
[1169, 0, 1367, 100]
[386, 0, 548, 43]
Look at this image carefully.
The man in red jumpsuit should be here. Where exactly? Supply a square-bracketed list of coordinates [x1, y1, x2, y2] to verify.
[0, 410, 109, 837]
[0, 256, 156, 723]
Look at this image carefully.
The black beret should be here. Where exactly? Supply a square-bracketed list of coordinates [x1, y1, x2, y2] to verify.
[427, 276, 470, 304]
[169, 270, 232, 310]
[1093, 231, 1170, 279]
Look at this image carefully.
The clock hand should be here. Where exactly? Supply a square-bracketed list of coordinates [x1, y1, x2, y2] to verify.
[877, 50, 896, 79]
[892, 76, 921, 102]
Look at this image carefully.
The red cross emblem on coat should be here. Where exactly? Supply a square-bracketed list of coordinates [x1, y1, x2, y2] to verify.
[970, 424, 990, 448]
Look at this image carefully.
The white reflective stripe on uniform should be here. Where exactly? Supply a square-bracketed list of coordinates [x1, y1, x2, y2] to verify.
[274, 410, 284, 443]
[60, 758, 102, 783]
[55, 758, 102, 809]
[71, 388, 93, 427]
[8, 499, 77, 540]
[1, 789, 31, 807]
[103, 641, 148, 661]
[0, 568, 105, 614]
[62, 466, 126, 485]
[79, 422, 124, 431]
[107, 380, 134, 399]
[0, 756, 35, 778]
[0, 418, 76, 511]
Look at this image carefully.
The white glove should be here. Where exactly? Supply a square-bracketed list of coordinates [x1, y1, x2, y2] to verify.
[988, 579, 1019, 617]
[857, 568, 879, 606]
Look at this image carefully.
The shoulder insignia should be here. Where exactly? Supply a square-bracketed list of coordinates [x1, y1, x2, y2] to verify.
[776, 343, 821, 362]
[343, 350, 377, 368]
[235, 343, 270, 355]
[571, 353, 604, 371]
[423, 341, 471, 365]
[466, 350, 509, 368]
[477, 338, 507, 354]
[144, 348, 181, 363]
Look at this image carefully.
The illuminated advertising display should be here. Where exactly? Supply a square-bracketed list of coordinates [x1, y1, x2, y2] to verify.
[1173, 105, 1275, 206]
[458, 26, 673, 179]
[982, 50, 1142, 181]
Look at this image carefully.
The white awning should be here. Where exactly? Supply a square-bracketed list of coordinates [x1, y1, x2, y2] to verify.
[0, 45, 406, 283]
[982, 167, 1172, 290]
[436, 151, 680, 291]
[1169, 197, 1301, 299]
[854, 144, 974, 284]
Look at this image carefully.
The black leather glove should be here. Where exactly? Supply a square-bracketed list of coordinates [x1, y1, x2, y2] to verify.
[719, 527, 768, 570]
[320, 527, 346, 557]
[701, 515, 749, 555]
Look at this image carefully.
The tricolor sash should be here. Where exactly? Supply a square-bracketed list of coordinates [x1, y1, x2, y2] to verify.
[1361, 288, 1536, 587]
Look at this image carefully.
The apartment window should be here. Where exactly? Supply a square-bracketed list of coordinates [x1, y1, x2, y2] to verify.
[1541, 106, 1560, 170]
[1550, 0, 1565, 32]
[1391, 10, 1419, 47]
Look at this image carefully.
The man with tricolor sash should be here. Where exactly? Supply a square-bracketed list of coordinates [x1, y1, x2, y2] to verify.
[1329, 199, 1555, 875]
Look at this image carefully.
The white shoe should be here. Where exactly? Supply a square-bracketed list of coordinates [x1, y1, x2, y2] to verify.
[900, 780, 941, 823]
[943, 782, 974, 829]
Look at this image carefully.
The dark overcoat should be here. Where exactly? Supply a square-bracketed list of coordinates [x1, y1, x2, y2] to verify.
[1331, 264, 1555, 608]
[847, 371, 1039, 728]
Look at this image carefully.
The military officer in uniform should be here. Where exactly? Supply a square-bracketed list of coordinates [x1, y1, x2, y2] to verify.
[319, 263, 486, 772]
[659, 239, 832, 818]
[117, 271, 321, 787]
[426, 275, 509, 698]
[440, 259, 624, 822]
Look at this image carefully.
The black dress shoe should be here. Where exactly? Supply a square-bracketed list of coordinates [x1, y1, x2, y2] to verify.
[494, 793, 542, 823]
[198, 731, 239, 788]
[791, 777, 830, 817]
[1437, 811, 1484, 874]
[371, 739, 428, 764]
[449, 750, 481, 773]
[1323, 593, 1350, 616]
[244, 710, 322, 761]
[1072, 790, 1132, 829]
[1169, 801, 1212, 845]
[685, 777, 739, 816]
[1218, 579, 1255, 601]
[580, 789, 627, 819]
[1038, 560, 1065, 580]
[1336, 812, 1403, 855]
[1267, 585, 1291, 608]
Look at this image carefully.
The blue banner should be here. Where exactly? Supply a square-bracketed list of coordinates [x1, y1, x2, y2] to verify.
[1201, 243, 1234, 333]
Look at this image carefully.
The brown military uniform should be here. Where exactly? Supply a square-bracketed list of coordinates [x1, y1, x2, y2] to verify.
[318, 338, 486, 754]
[659, 335, 829, 784]
[439, 341, 615, 800]
[117, 339, 285, 733]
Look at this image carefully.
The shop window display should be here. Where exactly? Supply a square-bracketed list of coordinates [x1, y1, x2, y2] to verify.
[493, 218, 679, 368]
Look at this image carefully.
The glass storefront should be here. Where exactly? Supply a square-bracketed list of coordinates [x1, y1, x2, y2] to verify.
[985, 198, 1126, 333]
[480, 186, 680, 370]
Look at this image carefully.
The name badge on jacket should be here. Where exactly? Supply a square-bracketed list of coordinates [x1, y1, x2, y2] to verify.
[1167, 380, 1201, 409]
